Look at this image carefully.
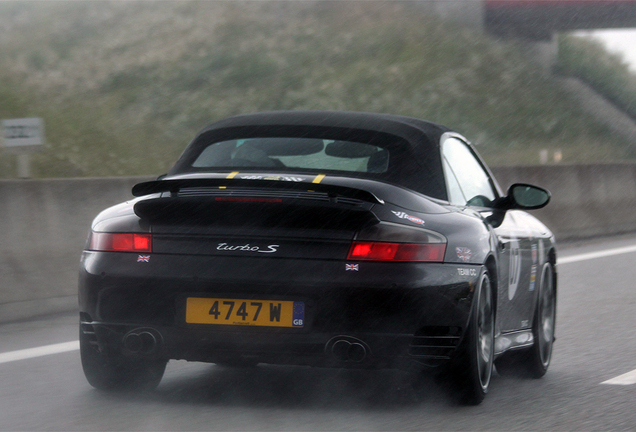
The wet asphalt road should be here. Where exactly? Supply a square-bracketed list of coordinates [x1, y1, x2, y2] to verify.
[1, 234, 636, 431]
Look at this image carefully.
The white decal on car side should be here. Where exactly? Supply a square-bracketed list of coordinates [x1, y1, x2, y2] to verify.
[457, 267, 478, 277]
[391, 211, 425, 225]
[508, 239, 521, 300]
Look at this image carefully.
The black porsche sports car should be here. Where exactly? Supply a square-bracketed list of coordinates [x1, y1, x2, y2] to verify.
[79, 111, 556, 404]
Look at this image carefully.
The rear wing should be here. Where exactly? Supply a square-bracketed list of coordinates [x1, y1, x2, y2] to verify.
[132, 178, 385, 205]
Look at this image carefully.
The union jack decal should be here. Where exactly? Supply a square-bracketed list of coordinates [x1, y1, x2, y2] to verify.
[345, 264, 359, 271]
[456, 247, 472, 262]
[137, 255, 150, 262]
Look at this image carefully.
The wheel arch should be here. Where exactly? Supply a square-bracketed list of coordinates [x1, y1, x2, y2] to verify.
[484, 254, 498, 321]
[547, 246, 557, 293]
[546, 246, 558, 336]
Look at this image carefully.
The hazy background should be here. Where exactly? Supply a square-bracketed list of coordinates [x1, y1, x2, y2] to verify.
[591, 29, 636, 71]
[2, 0, 636, 178]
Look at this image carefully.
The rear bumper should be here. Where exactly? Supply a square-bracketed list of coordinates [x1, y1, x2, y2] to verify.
[82, 321, 450, 369]
[79, 251, 481, 368]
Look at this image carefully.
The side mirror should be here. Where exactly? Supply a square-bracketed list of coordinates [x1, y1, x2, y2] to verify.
[496, 183, 551, 211]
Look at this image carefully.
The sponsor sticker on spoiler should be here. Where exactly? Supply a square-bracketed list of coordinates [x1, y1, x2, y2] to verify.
[225, 172, 307, 182]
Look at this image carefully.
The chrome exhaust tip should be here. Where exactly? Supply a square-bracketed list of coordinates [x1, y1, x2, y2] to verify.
[123, 328, 162, 355]
[326, 336, 370, 363]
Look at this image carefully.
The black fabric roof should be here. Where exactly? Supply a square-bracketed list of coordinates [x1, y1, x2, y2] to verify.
[170, 111, 457, 200]
[195, 111, 452, 151]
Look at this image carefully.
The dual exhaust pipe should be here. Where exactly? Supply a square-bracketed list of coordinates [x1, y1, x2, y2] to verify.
[122, 328, 162, 355]
[123, 329, 370, 363]
[326, 336, 370, 363]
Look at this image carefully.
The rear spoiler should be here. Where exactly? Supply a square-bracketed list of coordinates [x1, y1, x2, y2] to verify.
[132, 178, 385, 205]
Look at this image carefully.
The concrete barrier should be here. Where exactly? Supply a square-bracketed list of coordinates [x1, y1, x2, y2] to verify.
[1, 164, 635, 323]
[0, 177, 150, 323]
[492, 163, 636, 239]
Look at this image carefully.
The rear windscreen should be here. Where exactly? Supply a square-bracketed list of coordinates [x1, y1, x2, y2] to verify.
[191, 138, 389, 173]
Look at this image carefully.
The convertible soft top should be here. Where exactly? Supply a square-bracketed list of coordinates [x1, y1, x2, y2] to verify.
[169, 111, 454, 199]
[194, 111, 452, 148]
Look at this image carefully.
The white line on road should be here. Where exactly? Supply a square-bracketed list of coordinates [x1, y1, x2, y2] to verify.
[602, 369, 636, 385]
[559, 244, 636, 385]
[558, 244, 636, 264]
[0, 341, 79, 365]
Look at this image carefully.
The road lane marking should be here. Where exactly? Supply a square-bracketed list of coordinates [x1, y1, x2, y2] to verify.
[561, 246, 636, 386]
[558, 245, 636, 264]
[0, 341, 79, 364]
[601, 369, 636, 385]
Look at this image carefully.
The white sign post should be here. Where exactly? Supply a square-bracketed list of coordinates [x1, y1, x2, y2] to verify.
[1, 118, 45, 178]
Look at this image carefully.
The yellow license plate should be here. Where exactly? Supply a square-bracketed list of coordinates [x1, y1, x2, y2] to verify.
[185, 297, 305, 328]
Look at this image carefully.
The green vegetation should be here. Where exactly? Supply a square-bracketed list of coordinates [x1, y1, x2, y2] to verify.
[0, 1, 633, 178]
[558, 33, 636, 120]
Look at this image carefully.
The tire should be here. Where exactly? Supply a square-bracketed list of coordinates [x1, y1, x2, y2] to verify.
[495, 262, 556, 378]
[450, 271, 495, 405]
[525, 262, 556, 377]
[80, 324, 167, 391]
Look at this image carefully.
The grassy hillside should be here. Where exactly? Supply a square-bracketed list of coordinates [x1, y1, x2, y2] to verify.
[558, 33, 636, 121]
[0, 1, 632, 178]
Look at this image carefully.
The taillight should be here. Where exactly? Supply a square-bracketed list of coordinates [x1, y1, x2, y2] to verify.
[348, 221, 447, 262]
[89, 232, 152, 253]
[347, 241, 446, 262]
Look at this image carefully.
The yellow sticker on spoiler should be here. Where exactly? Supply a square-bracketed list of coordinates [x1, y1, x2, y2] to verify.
[226, 172, 239, 179]
[312, 174, 325, 184]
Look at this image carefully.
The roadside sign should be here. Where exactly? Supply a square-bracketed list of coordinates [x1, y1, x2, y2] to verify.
[2, 117, 45, 178]
[2, 118, 45, 152]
